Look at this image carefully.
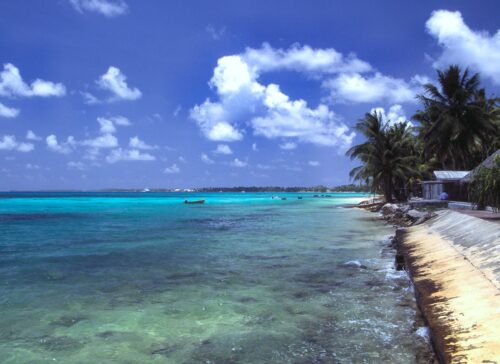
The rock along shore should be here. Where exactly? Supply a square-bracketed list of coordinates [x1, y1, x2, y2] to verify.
[384, 206, 500, 363]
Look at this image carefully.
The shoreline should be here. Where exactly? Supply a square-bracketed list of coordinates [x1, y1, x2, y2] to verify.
[382, 208, 500, 363]
[354, 204, 438, 362]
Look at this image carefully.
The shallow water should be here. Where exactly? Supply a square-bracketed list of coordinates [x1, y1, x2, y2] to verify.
[0, 192, 431, 363]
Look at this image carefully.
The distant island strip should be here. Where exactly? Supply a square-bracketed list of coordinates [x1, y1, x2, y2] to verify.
[96, 184, 371, 193]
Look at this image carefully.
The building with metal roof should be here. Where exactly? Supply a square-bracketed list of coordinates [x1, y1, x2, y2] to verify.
[433, 171, 470, 180]
[421, 171, 470, 200]
[420, 150, 499, 201]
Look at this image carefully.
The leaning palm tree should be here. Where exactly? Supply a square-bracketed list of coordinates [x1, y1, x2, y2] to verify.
[347, 111, 419, 202]
[413, 65, 499, 170]
[346, 112, 385, 194]
[385, 121, 421, 200]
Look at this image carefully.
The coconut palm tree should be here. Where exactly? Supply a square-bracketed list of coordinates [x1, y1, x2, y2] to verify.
[473, 90, 500, 159]
[413, 65, 499, 170]
[347, 111, 419, 202]
[386, 121, 421, 200]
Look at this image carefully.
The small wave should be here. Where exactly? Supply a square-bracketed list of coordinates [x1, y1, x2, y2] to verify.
[341, 260, 367, 269]
[415, 326, 430, 340]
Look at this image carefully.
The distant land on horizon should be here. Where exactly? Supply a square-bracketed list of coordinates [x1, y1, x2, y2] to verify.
[1, 184, 371, 193]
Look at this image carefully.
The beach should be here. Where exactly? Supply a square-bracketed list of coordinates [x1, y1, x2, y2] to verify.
[0, 192, 433, 363]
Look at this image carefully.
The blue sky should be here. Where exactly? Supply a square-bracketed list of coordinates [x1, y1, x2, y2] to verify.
[1, 0, 499, 190]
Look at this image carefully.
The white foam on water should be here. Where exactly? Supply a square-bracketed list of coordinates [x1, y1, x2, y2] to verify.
[416, 326, 430, 340]
[342, 260, 363, 267]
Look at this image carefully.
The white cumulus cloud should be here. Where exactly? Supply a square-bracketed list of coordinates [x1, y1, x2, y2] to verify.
[426, 10, 500, 84]
[207, 122, 243, 142]
[201, 153, 215, 164]
[110, 115, 131, 126]
[26, 130, 42, 141]
[96, 116, 130, 133]
[0, 102, 20, 118]
[97, 117, 117, 134]
[16, 143, 35, 152]
[97, 66, 142, 101]
[252, 86, 354, 148]
[46, 135, 75, 154]
[0, 63, 66, 98]
[370, 104, 411, 126]
[106, 148, 155, 163]
[0, 135, 34, 152]
[163, 163, 180, 174]
[242, 42, 372, 75]
[69, 0, 128, 17]
[129, 136, 157, 150]
[189, 97, 244, 141]
[308, 161, 320, 167]
[229, 158, 247, 168]
[82, 133, 118, 148]
[322, 73, 418, 104]
[213, 144, 232, 154]
[81, 91, 100, 105]
[190, 44, 358, 151]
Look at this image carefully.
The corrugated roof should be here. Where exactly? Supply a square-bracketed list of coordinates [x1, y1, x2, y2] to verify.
[434, 171, 470, 180]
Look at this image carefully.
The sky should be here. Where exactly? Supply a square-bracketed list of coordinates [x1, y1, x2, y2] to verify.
[0, 0, 499, 190]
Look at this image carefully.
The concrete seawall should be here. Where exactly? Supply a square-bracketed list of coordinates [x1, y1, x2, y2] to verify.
[395, 210, 500, 363]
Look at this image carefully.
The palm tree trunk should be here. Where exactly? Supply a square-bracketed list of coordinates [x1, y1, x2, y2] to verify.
[383, 174, 393, 203]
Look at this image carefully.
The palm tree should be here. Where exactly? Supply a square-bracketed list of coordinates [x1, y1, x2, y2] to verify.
[413, 65, 499, 170]
[473, 90, 500, 159]
[347, 111, 419, 202]
[386, 122, 421, 201]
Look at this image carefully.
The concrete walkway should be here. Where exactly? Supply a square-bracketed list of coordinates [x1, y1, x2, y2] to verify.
[454, 209, 500, 222]
[396, 210, 500, 363]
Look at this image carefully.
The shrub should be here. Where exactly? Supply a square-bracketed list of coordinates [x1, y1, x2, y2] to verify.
[469, 154, 500, 211]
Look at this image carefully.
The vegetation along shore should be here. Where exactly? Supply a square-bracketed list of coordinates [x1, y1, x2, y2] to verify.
[348, 64, 499, 363]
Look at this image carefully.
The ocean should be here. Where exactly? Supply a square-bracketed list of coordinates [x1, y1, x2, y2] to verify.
[0, 192, 431, 363]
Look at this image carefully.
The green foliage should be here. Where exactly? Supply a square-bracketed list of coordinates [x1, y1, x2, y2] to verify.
[346, 112, 420, 202]
[330, 184, 370, 192]
[468, 155, 500, 211]
[348, 65, 499, 204]
[413, 65, 499, 170]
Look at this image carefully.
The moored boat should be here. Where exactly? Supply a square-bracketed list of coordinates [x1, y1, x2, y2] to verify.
[184, 199, 205, 204]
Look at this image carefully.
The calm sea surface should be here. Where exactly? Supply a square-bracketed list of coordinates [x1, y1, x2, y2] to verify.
[0, 192, 431, 363]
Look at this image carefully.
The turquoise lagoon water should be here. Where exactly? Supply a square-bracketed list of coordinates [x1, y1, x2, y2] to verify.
[0, 192, 431, 363]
